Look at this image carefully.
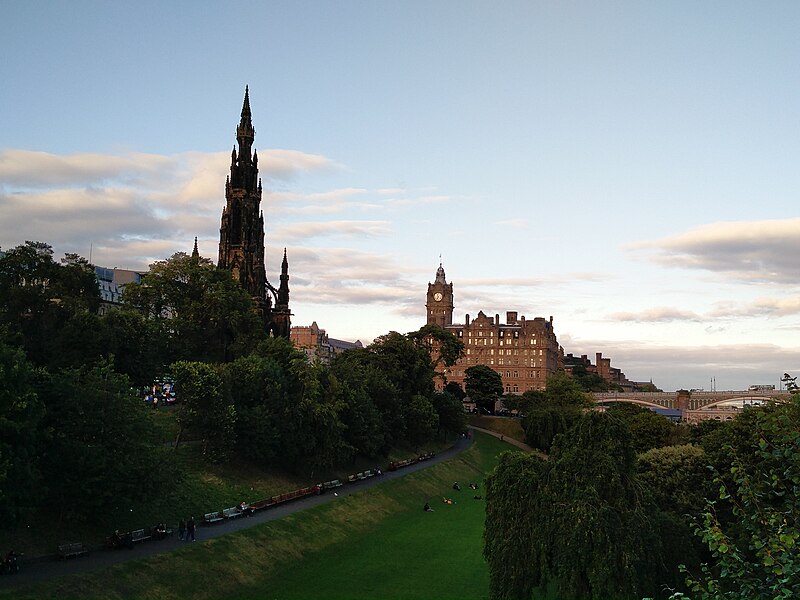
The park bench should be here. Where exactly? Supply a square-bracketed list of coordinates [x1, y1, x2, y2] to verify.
[204, 511, 224, 524]
[248, 498, 274, 512]
[321, 479, 343, 491]
[131, 528, 151, 543]
[222, 506, 244, 519]
[58, 542, 88, 559]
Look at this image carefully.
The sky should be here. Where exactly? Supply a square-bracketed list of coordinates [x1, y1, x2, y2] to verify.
[2, 1, 800, 392]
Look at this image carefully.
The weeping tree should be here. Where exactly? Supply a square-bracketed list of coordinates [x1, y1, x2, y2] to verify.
[484, 412, 663, 600]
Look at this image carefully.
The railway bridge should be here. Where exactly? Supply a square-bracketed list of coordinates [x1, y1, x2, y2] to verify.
[591, 389, 792, 422]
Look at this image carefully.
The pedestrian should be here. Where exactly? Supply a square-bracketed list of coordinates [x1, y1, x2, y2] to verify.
[178, 518, 186, 541]
[187, 516, 196, 542]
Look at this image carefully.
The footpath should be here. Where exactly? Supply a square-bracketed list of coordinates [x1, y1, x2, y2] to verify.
[1, 433, 481, 590]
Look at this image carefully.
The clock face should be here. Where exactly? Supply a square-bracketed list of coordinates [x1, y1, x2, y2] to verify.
[433, 292, 443, 302]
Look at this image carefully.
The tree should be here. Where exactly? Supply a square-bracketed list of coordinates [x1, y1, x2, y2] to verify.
[680, 398, 800, 600]
[35, 360, 171, 522]
[403, 394, 439, 447]
[485, 412, 662, 600]
[123, 252, 265, 364]
[484, 451, 548, 600]
[638, 444, 711, 592]
[0, 242, 102, 369]
[431, 390, 467, 437]
[520, 373, 592, 452]
[570, 363, 614, 392]
[0, 334, 43, 524]
[605, 402, 675, 454]
[407, 323, 465, 384]
[465, 364, 503, 414]
[99, 307, 168, 386]
[369, 331, 436, 403]
[444, 380, 466, 402]
[172, 360, 236, 461]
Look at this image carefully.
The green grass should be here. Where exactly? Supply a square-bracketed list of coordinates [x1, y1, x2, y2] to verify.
[3, 433, 517, 600]
[2, 404, 457, 559]
[469, 414, 527, 443]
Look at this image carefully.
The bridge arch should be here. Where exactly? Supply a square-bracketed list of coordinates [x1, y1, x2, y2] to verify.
[594, 397, 672, 411]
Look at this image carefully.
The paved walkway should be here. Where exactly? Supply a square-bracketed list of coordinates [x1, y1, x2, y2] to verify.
[1, 434, 478, 590]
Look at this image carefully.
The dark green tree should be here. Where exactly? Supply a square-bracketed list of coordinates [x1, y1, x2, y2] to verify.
[99, 307, 168, 386]
[35, 360, 170, 521]
[370, 331, 436, 402]
[0, 242, 101, 369]
[431, 390, 467, 437]
[172, 360, 236, 461]
[569, 363, 614, 392]
[521, 373, 592, 452]
[465, 364, 504, 414]
[407, 323, 465, 384]
[543, 413, 661, 599]
[444, 380, 466, 402]
[682, 398, 800, 600]
[605, 402, 675, 454]
[403, 394, 439, 447]
[0, 334, 44, 524]
[484, 451, 548, 600]
[484, 412, 663, 600]
[123, 252, 265, 363]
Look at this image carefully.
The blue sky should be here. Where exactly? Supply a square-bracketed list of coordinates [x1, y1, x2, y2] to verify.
[3, 1, 800, 391]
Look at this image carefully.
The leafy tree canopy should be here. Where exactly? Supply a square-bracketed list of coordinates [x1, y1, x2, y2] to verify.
[465, 364, 504, 414]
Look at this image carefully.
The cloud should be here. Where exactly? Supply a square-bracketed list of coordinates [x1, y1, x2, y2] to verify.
[273, 220, 392, 242]
[256, 149, 340, 180]
[709, 296, 800, 319]
[609, 307, 704, 322]
[0, 149, 175, 188]
[631, 218, 800, 283]
[494, 218, 528, 229]
[459, 272, 609, 287]
[0, 147, 344, 268]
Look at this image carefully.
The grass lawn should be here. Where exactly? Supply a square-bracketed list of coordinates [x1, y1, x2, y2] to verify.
[469, 415, 526, 443]
[2, 406, 456, 559]
[3, 433, 517, 600]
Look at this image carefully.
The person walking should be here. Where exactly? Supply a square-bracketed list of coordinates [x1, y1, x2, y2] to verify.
[187, 516, 196, 542]
[178, 518, 186, 541]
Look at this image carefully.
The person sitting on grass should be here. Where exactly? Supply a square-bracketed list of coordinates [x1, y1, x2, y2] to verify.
[424, 502, 434, 512]
[452, 481, 461, 491]
[442, 497, 455, 505]
[469, 483, 479, 490]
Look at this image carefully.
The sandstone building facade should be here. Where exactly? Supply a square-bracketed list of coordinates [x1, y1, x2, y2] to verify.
[291, 321, 363, 363]
[426, 264, 561, 393]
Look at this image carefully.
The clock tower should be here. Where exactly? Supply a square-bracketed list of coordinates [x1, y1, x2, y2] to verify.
[426, 262, 454, 326]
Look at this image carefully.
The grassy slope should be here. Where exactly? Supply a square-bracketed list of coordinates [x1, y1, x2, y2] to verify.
[469, 415, 526, 443]
[3, 405, 455, 558]
[3, 433, 514, 600]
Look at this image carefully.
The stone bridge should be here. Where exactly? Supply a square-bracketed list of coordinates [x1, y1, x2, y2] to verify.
[591, 390, 793, 422]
